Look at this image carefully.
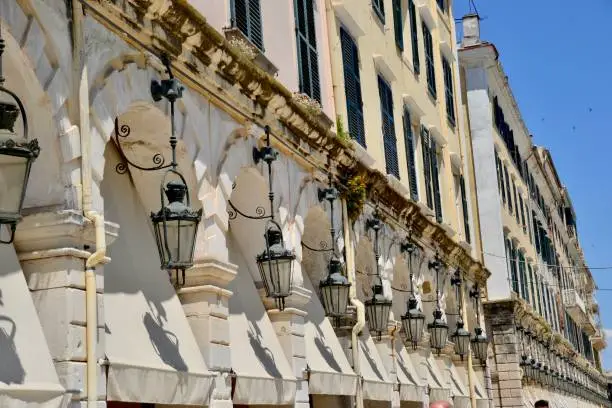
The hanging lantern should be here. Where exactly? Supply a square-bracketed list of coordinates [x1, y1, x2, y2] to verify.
[320, 257, 351, 317]
[151, 177, 202, 277]
[365, 278, 392, 338]
[401, 295, 425, 348]
[428, 309, 449, 352]
[452, 319, 471, 359]
[471, 327, 488, 362]
[0, 34, 40, 244]
[257, 222, 296, 310]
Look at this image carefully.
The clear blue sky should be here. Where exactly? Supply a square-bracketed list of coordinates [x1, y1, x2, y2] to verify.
[452, 0, 612, 370]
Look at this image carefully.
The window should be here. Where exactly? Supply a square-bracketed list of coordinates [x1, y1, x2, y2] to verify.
[504, 165, 512, 212]
[372, 0, 385, 23]
[403, 109, 418, 201]
[392, 0, 403, 50]
[294, 0, 321, 101]
[442, 57, 455, 125]
[496, 151, 506, 204]
[459, 175, 471, 243]
[232, 0, 264, 50]
[436, 0, 446, 11]
[422, 23, 436, 98]
[512, 180, 519, 223]
[518, 251, 528, 302]
[378, 76, 399, 178]
[528, 264, 536, 311]
[518, 195, 526, 229]
[408, 0, 420, 75]
[422, 126, 443, 222]
[340, 28, 365, 147]
[508, 240, 519, 294]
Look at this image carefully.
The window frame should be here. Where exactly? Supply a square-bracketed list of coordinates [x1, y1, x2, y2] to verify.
[231, 0, 265, 51]
[372, 0, 385, 23]
[378, 75, 400, 178]
[340, 27, 366, 147]
[442, 56, 455, 125]
[294, 0, 321, 102]
[408, 0, 420, 75]
[422, 22, 436, 99]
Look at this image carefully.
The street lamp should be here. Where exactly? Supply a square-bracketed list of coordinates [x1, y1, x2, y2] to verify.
[450, 270, 470, 359]
[0, 27, 40, 244]
[400, 241, 425, 348]
[314, 174, 351, 320]
[112, 55, 201, 284]
[428, 255, 448, 353]
[364, 211, 391, 339]
[470, 284, 488, 363]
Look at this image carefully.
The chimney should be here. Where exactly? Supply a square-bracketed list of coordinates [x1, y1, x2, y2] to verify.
[462, 14, 481, 46]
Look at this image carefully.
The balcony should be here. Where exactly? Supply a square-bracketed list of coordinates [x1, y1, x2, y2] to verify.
[592, 328, 607, 351]
[564, 289, 598, 335]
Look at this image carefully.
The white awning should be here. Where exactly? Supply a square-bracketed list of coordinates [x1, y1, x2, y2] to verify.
[359, 329, 393, 401]
[393, 340, 426, 402]
[455, 365, 489, 408]
[303, 274, 358, 396]
[436, 359, 470, 408]
[0, 244, 66, 408]
[416, 353, 451, 403]
[228, 253, 297, 405]
[103, 165, 214, 405]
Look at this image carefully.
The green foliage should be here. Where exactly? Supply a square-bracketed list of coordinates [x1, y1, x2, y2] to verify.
[342, 174, 367, 222]
[336, 115, 350, 143]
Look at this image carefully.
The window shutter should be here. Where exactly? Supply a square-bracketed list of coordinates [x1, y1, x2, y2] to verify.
[392, 0, 403, 50]
[294, 0, 321, 102]
[518, 252, 528, 302]
[422, 23, 436, 99]
[421, 126, 433, 209]
[430, 140, 443, 223]
[442, 57, 455, 125]
[459, 175, 470, 243]
[373, 0, 385, 22]
[233, 0, 264, 50]
[496, 151, 506, 203]
[340, 28, 365, 147]
[403, 110, 418, 201]
[528, 264, 536, 310]
[509, 242, 519, 294]
[408, 0, 420, 74]
[503, 165, 512, 211]
[512, 180, 519, 223]
[378, 76, 399, 178]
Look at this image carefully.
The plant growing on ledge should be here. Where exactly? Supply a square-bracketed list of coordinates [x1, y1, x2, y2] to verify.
[335, 115, 350, 143]
[342, 174, 367, 222]
[228, 37, 257, 60]
[293, 92, 322, 116]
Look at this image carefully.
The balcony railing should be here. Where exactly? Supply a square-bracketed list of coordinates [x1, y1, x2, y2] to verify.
[564, 288, 598, 335]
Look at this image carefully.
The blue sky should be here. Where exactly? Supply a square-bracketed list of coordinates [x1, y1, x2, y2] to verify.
[452, 0, 612, 370]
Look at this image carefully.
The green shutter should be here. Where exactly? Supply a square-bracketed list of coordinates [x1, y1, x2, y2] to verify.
[442, 57, 455, 125]
[528, 264, 536, 310]
[392, 0, 403, 50]
[373, 0, 385, 22]
[340, 28, 365, 147]
[421, 126, 433, 209]
[408, 0, 420, 75]
[422, 23, 436, 99]
[459, 175, 470, 243]
[430, 140, 443, 222]
[294, 0, 320, 101]
[512, 180, 519, 223]
[403, 110, 418, 200]
[233, 0, 264, 50]
[510, 243, 519, 294]
[378, 77, 399, 178]
[504, 165, 512, 211]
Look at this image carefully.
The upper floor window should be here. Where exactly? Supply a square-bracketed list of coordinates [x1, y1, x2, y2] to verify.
[459, 175, 471, 243]
[422, 23, 436, 99]
[442, 57, 455, 126]
[378, 76, 399, 178]
[232, 0, 264, 50]
[294, 0, 321, 101]
[392, 0, 403, 51]
[436, 0, 446, 12]
[373, 0, 385, 23]
[340, 28, 365, 147]
[504, 165, 512, 212]
[422, 126, 443, 222]
[408, 0, 420, 75]
[403, 109, 418, 201]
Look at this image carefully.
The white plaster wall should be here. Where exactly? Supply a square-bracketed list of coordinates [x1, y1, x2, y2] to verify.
[464, 66, 510, 300]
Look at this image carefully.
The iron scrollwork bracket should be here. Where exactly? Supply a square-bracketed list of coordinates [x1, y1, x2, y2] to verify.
[113, 117, 173, 174]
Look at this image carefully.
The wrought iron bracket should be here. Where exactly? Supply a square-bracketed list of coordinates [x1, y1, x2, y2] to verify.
[227, 199, 271, 221]
[113, 118, 173, 174]
[0, 223, 16, 244]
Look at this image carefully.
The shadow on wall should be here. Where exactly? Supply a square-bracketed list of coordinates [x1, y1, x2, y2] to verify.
[247, 323, 281, 378]
[143, 311, 187, 372]
[0, 289, 25, 385]
[361, 341, 384, 381]
[314, 325, 342, 373]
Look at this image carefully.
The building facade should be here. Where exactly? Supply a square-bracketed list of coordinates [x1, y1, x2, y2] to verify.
[0, 2, 491, 408]
[459, 14, 609, 408]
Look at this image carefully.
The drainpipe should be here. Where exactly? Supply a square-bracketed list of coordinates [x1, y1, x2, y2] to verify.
[460, 281, 477, 408]
[323, 0, 344, 122]
[71, 2, 106, 407]
[342, 198, 364, 408]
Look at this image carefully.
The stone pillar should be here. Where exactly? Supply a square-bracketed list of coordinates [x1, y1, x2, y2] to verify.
[266, 286, 311, 408]
[15, 211, 117, 408]
[483, 299, 523, 408]
[175, 259, 238, 408]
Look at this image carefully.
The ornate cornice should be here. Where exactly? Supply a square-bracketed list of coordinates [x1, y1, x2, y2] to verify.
[80, 0, 489, 284]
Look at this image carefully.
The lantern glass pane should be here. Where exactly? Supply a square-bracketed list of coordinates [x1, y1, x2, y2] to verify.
[321, 284, 350, 317]
[429, 324, 448, 350]
[259, 256, 293, 298]
[366, 301, 391, 333]
[0, 154, 29, 216]
[153, 218, 198, 268]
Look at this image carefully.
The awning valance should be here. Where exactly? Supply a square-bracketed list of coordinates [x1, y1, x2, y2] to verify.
[0, 245, 66, 408]
[359, 329, 393, 401]
[104, 166, 214, 405]
[303, 274, 358, 396]
[393, 340, 426, 402]
[228, 253, 296, 405]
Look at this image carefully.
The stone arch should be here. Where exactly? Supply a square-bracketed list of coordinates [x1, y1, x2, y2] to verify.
[0, 16, 67, 211]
